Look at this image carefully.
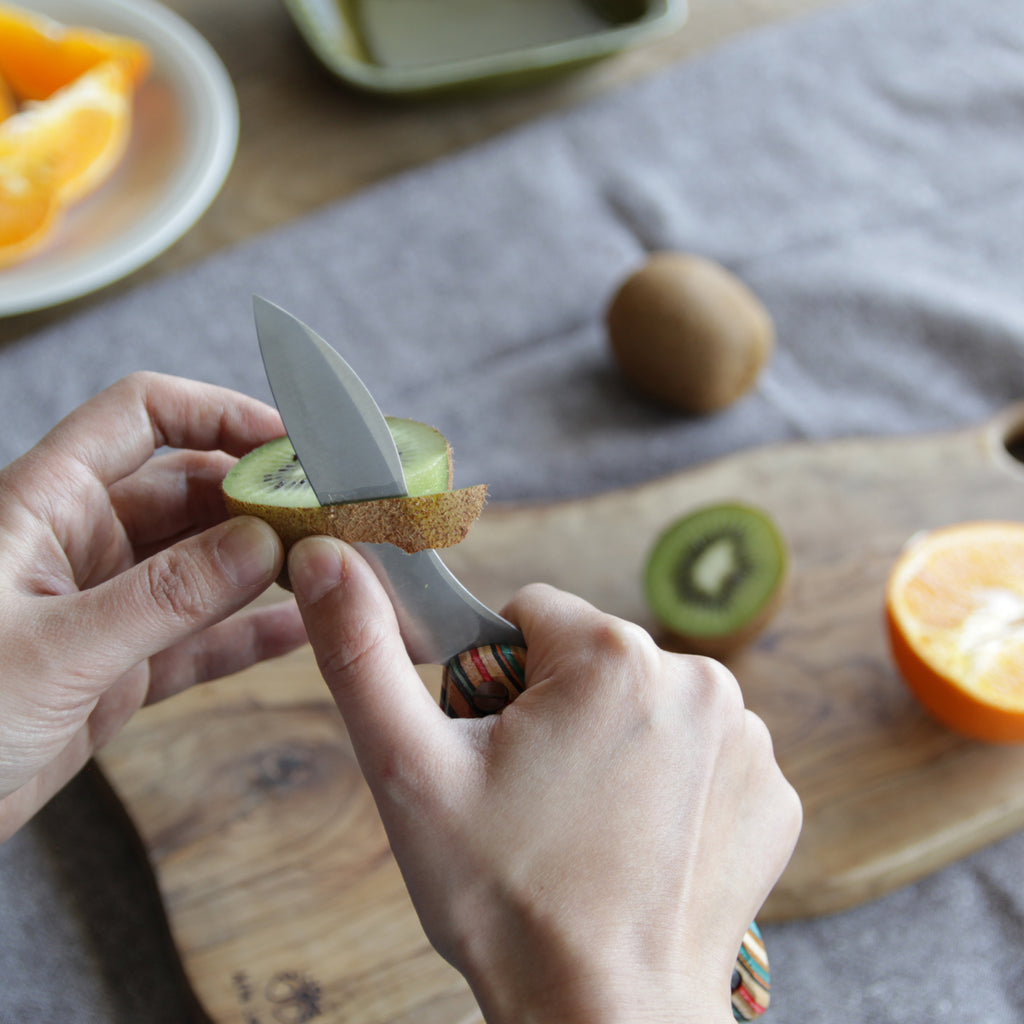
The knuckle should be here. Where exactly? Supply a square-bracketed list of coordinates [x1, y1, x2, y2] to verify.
[592, 618, 662, 695]
[315, 613, 390, 687]
[144, 550, 210, 625]
[592, 616, 658, 664]
[116, 370, 160, 403]
[685, 654, 745, 715]
[506, 581, 562, 624]
[516, 581, 557, 602]
[121, 369, 152, 389]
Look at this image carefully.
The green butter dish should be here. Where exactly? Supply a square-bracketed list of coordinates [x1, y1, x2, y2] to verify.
[280, 0, 687, 95]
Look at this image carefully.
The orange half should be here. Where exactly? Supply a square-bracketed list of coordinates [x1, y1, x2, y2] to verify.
[0, 60, 133, 207]
[0, 2, 150, 101]
[885, 520, 1024, 742]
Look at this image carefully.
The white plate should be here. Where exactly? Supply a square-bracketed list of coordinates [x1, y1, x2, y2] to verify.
[0, 0, 238, 317]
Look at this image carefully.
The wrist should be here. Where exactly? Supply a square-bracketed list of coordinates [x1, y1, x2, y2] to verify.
[453, 905, 734, 1024]
[468, 968, 734, 1024]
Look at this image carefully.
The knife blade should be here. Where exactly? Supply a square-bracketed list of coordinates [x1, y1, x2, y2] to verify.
[251, 297, 771, 1018]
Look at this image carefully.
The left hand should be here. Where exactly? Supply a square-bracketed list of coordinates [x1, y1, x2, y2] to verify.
[0, 372, 307, 841]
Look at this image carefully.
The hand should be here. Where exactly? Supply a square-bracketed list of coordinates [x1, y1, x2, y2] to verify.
[0, 372, 307, 841]
[289, 536, 802, 1024]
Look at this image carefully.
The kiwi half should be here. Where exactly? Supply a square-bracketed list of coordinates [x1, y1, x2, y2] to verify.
[644, 502, 787, 657]
[222, 417, 487, 560]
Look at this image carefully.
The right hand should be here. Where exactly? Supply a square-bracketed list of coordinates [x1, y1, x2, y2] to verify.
[289, 536, 802, 1024]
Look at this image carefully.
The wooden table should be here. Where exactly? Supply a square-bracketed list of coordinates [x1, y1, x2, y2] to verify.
[0, 0, 841, 347]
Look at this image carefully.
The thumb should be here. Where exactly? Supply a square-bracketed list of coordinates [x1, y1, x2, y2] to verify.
[287, 537, 445, 773]
[65, 516, 283, 685]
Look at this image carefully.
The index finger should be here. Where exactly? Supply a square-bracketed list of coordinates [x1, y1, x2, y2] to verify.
[33, 372, 283, 488]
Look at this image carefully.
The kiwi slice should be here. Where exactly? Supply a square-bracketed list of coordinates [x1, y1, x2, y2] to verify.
[644, 502, 787, 657]
[222, 417, 487, 561]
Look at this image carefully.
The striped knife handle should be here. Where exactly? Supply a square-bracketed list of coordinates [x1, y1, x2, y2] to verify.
[439, 643, 771, 1021]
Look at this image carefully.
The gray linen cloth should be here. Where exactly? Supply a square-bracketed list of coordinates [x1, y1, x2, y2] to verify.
[2, 0, 1024, 1018]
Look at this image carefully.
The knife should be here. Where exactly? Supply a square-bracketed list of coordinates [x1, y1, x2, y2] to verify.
[252, 296, 771, 1020]
[253, 296, 527, 715]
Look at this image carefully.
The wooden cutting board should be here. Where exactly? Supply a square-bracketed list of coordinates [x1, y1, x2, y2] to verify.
[98, 406, 1024, 1024]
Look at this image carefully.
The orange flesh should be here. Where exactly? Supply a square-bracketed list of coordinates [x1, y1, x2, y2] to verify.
[0, 2, 150, 101]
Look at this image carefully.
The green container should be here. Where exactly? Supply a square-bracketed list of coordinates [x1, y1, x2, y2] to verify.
[280, 0, 687, 96]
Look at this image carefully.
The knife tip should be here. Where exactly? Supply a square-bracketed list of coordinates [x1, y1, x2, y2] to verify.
[252, 295, 290, 336]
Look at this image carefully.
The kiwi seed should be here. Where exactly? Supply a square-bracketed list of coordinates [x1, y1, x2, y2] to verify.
[644, 502, 787, 657]
[606, 251, 774, 414]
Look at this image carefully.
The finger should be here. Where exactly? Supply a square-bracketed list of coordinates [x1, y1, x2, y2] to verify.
[502, 583, 661, 699]
[109, 449, 237, 551]
[34, 372, 283, 491]
[57, 516, 285, 685]
[502, 582, 610, 646]
[145, 599, 308, 703]
[287, 537, 446, 774]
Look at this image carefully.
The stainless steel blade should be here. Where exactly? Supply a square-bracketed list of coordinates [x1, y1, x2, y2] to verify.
[359, 544, 524, 664]
[252, 296, 524, 662]
[253, 296, 406, 505]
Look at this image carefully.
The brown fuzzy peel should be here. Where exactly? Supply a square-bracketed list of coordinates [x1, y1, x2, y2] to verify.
[222, 485, 488, 556]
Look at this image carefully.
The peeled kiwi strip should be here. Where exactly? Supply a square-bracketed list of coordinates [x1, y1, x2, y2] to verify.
[644, 501, 787, 657]
[224, 485, 488, 553]
[222, 418, 487, 559]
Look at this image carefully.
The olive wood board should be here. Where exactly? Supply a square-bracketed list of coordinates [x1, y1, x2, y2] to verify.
[97, 406, 1024, 1024]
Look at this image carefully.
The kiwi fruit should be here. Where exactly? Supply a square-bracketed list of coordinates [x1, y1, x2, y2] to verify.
[222, 417, 487, 565]
[644, 502, 787, 657]
[606, 251, 774, 414]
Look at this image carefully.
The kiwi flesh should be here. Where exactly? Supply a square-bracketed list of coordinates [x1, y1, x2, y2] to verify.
[222, 417, 487, 561]
[644, 502, 787, 657]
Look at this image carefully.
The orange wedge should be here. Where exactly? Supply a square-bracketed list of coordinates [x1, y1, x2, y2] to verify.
[0, 73, 14, 121]
[885, 521, 1024, 742]
[0, 2, 150, 102]
[0, 158, 61, 267]
[0, 60, 133, 208]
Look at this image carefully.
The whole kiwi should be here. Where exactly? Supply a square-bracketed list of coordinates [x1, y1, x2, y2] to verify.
[606, 251, 774, 414]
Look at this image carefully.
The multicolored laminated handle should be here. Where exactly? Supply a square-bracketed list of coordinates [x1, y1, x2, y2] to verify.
[439, 643, 771, 1021]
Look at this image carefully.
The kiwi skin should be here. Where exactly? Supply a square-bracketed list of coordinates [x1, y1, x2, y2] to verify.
[658, 587, 786, 659]
[222, 484, 488, 555]
[644, 502, 788, 659]
[606, 252, 774, 415]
